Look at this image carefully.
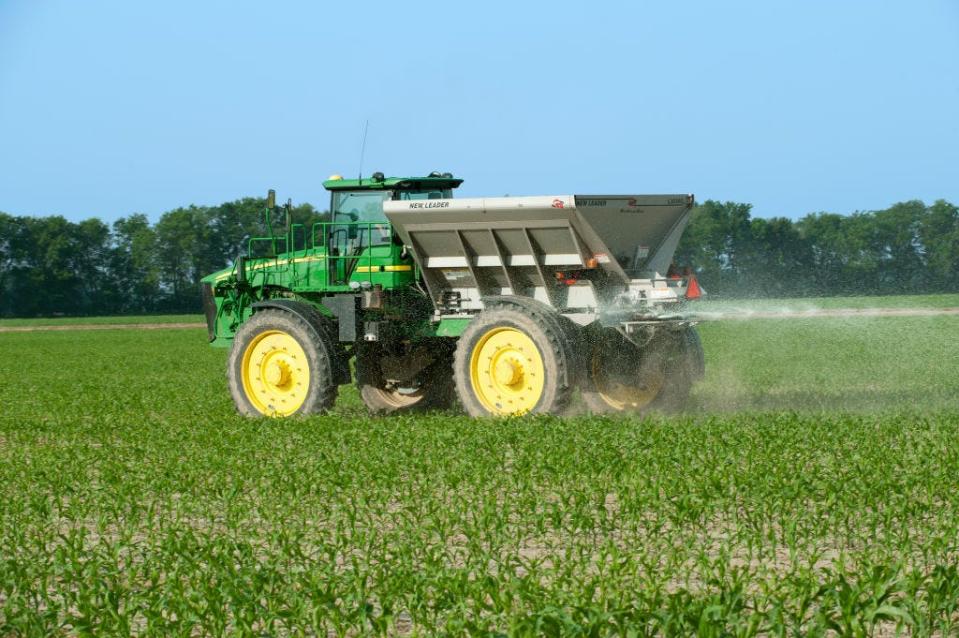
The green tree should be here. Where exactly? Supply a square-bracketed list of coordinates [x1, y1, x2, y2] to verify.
[739, 216, 814, 296]
[110, 214, 160, 312]
[70, 218, 112, 313]
[918, 199, 959, 292]
[208, 198, 270, 263]
[0, 216, 110, 316]
[154, 206, 215, 310]
[676, 200, 753, 295]
[0, 212, 13, 310]
[871, 201, 926, 293]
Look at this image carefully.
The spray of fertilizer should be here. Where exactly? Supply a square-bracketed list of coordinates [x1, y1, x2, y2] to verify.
[677, 298, 959, 414]
[687, 305, 959, 321]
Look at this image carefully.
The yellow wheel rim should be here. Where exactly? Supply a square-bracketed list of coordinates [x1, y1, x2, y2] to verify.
[469, 327, 545, 415]
[592, 348, 664, 411]
[241, 330, 311, 416]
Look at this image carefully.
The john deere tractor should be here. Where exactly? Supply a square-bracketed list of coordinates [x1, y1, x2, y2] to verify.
[201, 172, 704, 417]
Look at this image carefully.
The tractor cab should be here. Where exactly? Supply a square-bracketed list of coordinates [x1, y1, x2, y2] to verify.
[324, 171, 462, 222]
[321, 172, 463, 284]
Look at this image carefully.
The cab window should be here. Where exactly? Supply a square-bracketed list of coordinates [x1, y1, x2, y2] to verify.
[330, 190, 392, 247]
[332, 191, 391, 224]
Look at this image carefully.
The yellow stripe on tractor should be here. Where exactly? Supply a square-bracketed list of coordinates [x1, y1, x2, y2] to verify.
[355, 265, 413, 273]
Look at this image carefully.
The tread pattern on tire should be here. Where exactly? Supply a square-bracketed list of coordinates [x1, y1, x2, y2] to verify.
[581, 325, 702, 415]
[453, 300, 578, 417]
[652, 325, 704, 412]
[227, 308, 338, 417]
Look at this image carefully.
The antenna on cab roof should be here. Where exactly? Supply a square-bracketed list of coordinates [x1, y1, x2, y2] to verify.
[357, 119, 369, 184]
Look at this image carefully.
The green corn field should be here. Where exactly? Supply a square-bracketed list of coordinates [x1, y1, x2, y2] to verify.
[2, 297, 958, 636]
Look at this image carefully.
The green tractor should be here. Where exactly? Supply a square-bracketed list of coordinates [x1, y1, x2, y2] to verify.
[201, 172, 704, 417]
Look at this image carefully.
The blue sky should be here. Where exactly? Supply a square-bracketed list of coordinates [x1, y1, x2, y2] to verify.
[1, 0, 957, 222]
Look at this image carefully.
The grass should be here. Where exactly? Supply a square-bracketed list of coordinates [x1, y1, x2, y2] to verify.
[1, 301, 959, 635]
[694, 315, 959, 412]
[0, 314, 203, 327]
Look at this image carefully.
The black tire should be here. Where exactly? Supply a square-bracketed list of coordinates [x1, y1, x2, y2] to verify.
[682, 326, 706, 382]
[652, 325, 705, 412]
[356, 342, 455, 414]
[453, 305, 576, 417]
[227, 309, 338, 417]
[582, 326, 702, 415]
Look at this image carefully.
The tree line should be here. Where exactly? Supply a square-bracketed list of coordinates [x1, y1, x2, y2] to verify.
[0, 197, 956, 317]
[675, 199, 959, 298]
[0, 198, 325, 317]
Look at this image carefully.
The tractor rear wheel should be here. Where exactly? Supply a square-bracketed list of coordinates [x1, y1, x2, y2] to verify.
[581, 326, 702, 415]
[227, 309, 338, 417]
[356, 342, 454, 414]
[454, 306, 575, 417]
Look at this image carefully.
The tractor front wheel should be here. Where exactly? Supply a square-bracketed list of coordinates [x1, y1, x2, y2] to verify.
[227, 309, 338, 417]
[454, 306, 575, 417]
